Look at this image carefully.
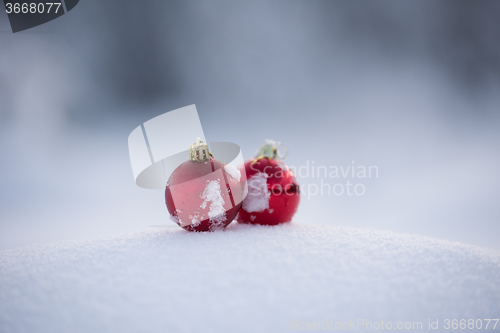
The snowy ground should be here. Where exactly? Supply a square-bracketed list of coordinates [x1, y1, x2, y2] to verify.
[1, 223, 499, 333]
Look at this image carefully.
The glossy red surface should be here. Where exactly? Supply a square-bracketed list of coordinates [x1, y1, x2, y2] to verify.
[165, 158, 242, 232]
[237, 157, 300, 225]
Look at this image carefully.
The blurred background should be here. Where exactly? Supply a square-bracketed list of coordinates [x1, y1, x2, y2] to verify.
[1, 0, 499, 250]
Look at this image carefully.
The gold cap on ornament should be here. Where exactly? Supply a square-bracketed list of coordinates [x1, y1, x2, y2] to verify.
[189, 137, 211, 162]
[256, 139, 288, 160]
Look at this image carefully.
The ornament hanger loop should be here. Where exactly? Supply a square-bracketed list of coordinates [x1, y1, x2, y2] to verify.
[276, 142, 288, 160]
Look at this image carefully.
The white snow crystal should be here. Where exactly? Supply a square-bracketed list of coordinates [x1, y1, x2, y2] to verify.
[200, 180, 227, 225]
[242, 172, 270, 213]
[188, 214, 201, 227]
[208, 214, 227, 231]
[169, 214, 180, 225]
[224, 164, 241, 181]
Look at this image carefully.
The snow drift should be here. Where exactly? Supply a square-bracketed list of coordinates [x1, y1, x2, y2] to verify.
[1, 224, 499, 333]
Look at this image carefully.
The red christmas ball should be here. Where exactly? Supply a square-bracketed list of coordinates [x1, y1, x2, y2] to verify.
[237, 140, 300, 225]
[165, 139, 243, 232]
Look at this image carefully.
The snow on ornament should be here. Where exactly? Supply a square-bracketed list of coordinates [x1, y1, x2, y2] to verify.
[165, 138, 244, 232]
[237, 140, 300, 225]
[128, 105, 247, 233]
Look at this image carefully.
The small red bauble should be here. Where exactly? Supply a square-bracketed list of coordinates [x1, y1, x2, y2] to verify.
[237, 140, 300, 225]
[165, 138, 243, 232]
